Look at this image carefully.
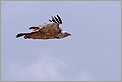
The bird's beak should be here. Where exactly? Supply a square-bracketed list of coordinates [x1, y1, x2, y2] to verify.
[68, 33, 71, 36]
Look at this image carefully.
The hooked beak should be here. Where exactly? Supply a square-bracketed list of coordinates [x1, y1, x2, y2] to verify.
[69, 34, 71, 36]
[68, 33, 71, 36]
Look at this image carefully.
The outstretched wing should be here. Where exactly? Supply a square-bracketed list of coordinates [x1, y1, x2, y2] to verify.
[49, 15, 62, 24]
[29, 15, 62, 32]
[24, 15, 63, 39]
[24, 23, 61, 39]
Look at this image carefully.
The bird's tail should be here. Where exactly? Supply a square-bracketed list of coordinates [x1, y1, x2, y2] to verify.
[16, 33, 28, 38]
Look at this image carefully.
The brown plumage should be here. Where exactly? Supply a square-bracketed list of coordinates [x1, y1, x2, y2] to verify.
[16, 15, 71, 40]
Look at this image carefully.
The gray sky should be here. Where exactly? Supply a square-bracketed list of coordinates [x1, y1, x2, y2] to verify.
[1, 1, 121, 81]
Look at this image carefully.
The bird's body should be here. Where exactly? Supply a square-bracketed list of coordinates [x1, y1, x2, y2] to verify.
[16, 15, 71, 40]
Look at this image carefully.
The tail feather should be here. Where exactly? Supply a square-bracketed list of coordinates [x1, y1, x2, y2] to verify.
[16, 33, 28, 38]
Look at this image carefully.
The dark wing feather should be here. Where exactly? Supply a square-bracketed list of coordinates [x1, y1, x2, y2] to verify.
[29, 27, 39, 30]
[57, 15, 62, 24]
[54, 16, 60, 24]
[49, 20, 52, 22]
[49, 15, 62, 24]
[51, 16, 57, 23]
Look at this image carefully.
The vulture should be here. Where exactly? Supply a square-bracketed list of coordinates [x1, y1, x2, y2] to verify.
[16, 15, 71, 40]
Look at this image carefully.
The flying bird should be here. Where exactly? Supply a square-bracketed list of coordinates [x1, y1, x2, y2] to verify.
[16, 15, 71, 40]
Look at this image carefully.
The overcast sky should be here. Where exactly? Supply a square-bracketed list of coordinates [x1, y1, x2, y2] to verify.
[1, 1, 121, 81]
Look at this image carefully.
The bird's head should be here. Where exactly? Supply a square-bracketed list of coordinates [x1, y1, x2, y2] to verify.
[58, 31, 71, 39]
